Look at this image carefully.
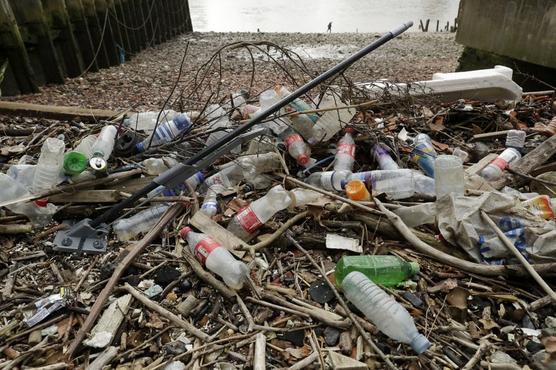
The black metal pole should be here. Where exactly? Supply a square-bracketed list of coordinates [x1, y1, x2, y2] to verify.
[90, 21, 413, 227]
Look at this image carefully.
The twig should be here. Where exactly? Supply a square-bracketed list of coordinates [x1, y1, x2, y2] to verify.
[236, 295, 255, 332]
[246, 297, 311, 319]
[462, 341, 490, 370]
[86, 346, 118, 370]
[480, 211, 556, 303]
[253, 333, 266, 370]
[287, 352, 319, 370]
[243, 211, 309, 253]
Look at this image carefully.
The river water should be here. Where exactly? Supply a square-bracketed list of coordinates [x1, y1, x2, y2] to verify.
[190, 0, 461, 33]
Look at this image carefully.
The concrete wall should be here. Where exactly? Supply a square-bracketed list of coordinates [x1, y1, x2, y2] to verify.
[456, 0, 556, 69]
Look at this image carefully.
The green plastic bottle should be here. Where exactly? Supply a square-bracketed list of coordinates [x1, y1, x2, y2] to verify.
[335, 255, 419, 287]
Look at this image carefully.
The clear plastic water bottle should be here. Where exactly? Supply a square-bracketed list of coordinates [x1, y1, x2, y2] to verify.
[434, 155, 464, 198]
[334, 129, 355, 171]
[336, 255, 419, 287]
[341, 271, 431, 354]
[124, 110, 177, 133]
[112, 204, 170, 241]
[204, 105, 239, 153]
[282, 130, 311, 166]
[0, 173, 57, 226]
[505, 129, 526, 151]
[32, 137, 65, 193]
[227, 185, 292, 240]
[480, 148, 521, 181]
[233, 152, 282, 184]
[306, 170, 352, 192]
[410, 134, 437, 178]
[372, 143, 399, 170]
[136, 113, 191, 153]
[451, 147, 469, 163]
[276, 86, 317, 143]
[90, 125, 118, 171]
[63, 135, 97, 176]
[288, 188, 321, 208]
[200, 189, 219, 217]
[142, 157, 179, 176]
[148, 172, 205, 198]
[179, 226, 249, 289]
[351, 169, 435, 200]
[258, 89, 289, 135]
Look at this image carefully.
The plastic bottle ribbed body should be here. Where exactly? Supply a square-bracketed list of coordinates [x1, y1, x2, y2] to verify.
[334, 131, 355, 171]
[341, 271, 430, 353]
[112, 204, 169, 241]
[505, 130, 526, 150]
[434, 155, 464, 198]
[136, 114, 190, 152]
[32, 138, 65, 193]
[372, 144, 399, 170]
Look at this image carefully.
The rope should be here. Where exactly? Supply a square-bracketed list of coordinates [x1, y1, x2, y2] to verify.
[109, 0, 157, 31]
[78, 9, 110, 77]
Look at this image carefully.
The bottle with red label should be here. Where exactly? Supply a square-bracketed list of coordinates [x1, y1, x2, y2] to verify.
[227, 185, 292, 240]
[281, 129, 311, 166]
[179, 226, 248, 289]
[334, 129, 356, 171]
[480, 148, 522, 181]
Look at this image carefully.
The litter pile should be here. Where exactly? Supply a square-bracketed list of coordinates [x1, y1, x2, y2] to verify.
[1, 37, 556, 370]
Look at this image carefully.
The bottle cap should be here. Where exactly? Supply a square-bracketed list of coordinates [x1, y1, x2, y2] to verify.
[409, 261, 420, 275]
[297, 154, 310, 166]
[345, 180, 370, 201]
[89, 156, 107, 171]
[344, 127, 354, 134]
[410, 334, 431, 354]
[178, 226, 192, 238]
[135, 141, 146, 153]
[64, 151, 88, 176]
[34, 198, 49, 207]
[195, 171, 205, 183]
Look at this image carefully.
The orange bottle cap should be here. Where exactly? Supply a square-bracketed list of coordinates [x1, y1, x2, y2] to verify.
[345, 180, 370, 201]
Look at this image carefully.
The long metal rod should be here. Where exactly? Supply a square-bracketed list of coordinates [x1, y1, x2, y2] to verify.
[90, 22, 413, 227]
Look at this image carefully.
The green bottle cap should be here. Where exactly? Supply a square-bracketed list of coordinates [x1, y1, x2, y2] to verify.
[64, 151, 88, 175]
[409, 261, 420, 276]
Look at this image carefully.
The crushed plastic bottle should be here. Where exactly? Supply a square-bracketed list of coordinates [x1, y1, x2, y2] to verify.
[90, 125, 117, 171]
[124, 110, 177, 133]
[505, 129, 526, 151]
[434, 155, 464, 198]
[63, 135, 97, 176]
[227, 185, 292, 240]
[350, 169, 435, 200]
[179, 226, 248, 289]
[410, 133, 437, 178]
[32, 137, 65, 193]
[112, 204, 170, 241]
[345, 179, 371, 201]
[372, 143, 399, 170]
[276, 85, 317, 143]
[135, 113, 191, 153]
[334, 129, 355, 171]
[306, 170, 352, 192]
[258, 89, 289, 135]
[217, 152, 282, 187]
[287, 188, 321, 208]
[282, 130, 311, 166]
[480, 148, 521, 182]
[204, 105, 239, 153]
[335, 255, 419, 287]
[148, 172, 204, 198]
[0, 173, 56, 226]
[142, 157, 179, 176]
[341, 271, 431, 354]
[451, 147, 470, 163]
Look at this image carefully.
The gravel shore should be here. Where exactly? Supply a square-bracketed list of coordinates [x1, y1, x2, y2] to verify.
[9, 32, 462, 111]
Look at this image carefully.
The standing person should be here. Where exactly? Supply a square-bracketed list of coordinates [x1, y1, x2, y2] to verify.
[327, 21, 332, 33]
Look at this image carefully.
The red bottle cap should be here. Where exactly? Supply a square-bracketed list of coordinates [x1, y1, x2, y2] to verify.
[344, 127, 354, 134]
[178, 226, 192, 238]
[297, 154, 310, 165]
[34, 198, 49, 207]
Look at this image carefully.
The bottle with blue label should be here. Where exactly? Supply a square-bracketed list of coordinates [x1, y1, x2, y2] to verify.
[410, 134, 437, 178]
[136, 113, 191, 152]
[148, 172, 204, 198]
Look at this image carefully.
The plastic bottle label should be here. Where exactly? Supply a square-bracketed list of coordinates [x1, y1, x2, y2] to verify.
[194, 238, 220, 265]
[285, 133, 303, 148]
[491, 149, 520, 170]
[337, 143, 355, 157]
[522, 196, 555, 220]
[236, 206, 263, 233]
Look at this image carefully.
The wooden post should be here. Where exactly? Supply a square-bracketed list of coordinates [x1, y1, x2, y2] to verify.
[170, 0, 179, 37]
[81, 0, 110, 68]
[8, 0, 65, 84]
[184, 0, 192, 32]
[114, 0, 132, 55]
[137, 0, 150, 48]
[121, 0, 138, 51]
[64, 0, 98, 72]
[94, 0, 118, 65]
[436, 20, 439, 32]
[131, 0, 146, 49]
[142, 0, 155, 46]
[106, 0, 124, 63]
[176, 0, 185, 34]
[42, 0, 85, 77]
[0, 0, 39, 93]
[154, 0, 166, 43]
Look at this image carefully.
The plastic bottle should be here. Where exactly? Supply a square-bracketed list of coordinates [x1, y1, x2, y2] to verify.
[90, 125, 117, 171]
[0, 173, 56, 226]
[334, 129, 355, 171]
[63, 135, 97, 176]
[142, 157, 179, 176]
[410, 134, 437, 178]
[480, 148, 521, 181]
[112, 204, 170, 241]
[522, 195, 556, 220]
[335, 255, 419, 287]
[282, 130, 311, 166]
[345, 179, 371, 201]
[372, 143, 399, 170]
[179, 226, 248, 289]
[124, 110, 177, 133]
[434, 155, 464, 198]
[227, 152, 282, 185]
[201, 190, 219, 217]
[341, 271, 431, 354]
[258, 89, 289, 135]
[451, 147, 469, 163]
[32, 137, 65, 193]
[227, 185, 292, 240]
[306, 170, 352, 192]
[148, 172, 205, 198]
[288, 188, 321, 208]
[505, 129, 526, 151]
[276, 86, 317, 143]
[350, 169, 435, 200]
[205, 105, 239, 152]
[136, 113, 191, 153]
